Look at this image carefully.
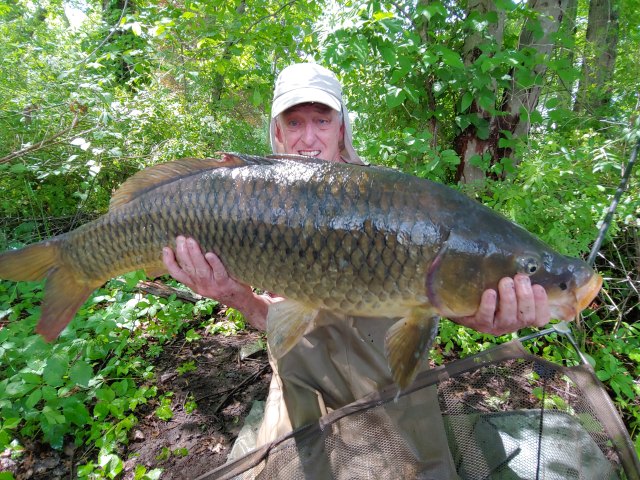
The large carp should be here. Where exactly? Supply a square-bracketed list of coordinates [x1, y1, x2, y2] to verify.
[0, 153, 601, 388]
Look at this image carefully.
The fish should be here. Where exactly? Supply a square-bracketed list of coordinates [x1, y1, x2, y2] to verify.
[0, 153, 602, 388]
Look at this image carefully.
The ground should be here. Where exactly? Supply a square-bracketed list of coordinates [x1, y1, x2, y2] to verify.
[1, 327, 271, 479]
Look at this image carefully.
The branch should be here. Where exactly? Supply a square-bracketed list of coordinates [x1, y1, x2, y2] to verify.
[0, 115, 96, 165]
[587, 138, 640, 265]
[389, 0, 418, 32]
[136, 280, 204, 304]
[243, 0, 297, 35]
[77, 0, 130, 67]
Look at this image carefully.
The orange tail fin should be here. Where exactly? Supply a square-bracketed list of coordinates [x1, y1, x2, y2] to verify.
[0, 241, 100, 341]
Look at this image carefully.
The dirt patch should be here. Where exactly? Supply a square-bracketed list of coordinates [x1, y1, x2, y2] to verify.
[124, 330, 271, 479]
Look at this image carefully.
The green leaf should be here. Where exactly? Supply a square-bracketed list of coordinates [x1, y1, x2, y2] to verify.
[96, 387, 116, 402]
[77, 463, 95, 476]
[43, 355, 68, 387]
[131, 22, 142, 36]
[385, 86, 406, 108]
[9, 164, 27, 174]
[251, 88, 262, 107]
[2, 418, 21, 429]
[477, 95, 494, 111]
[20, 371, 43, 386]
[98, 452, 124, 479]
[70, 361, 93, 387]
[379, 47, 396, 66]
[134, 465, 164, 480]
[173, 447, 189, 457]
[495, 0, 517, 11]
[94, 402, 110, 420]
[439, 47, 464, 69]
[42, 385, 58, 402]
[155, 404, 173, 421]
[460, 91, 473, 112]
[42, 405, 66, 425]
[545, 97, 559, 109]
[5, 381, 32, 397]
[25, 388, 42, 409]
[62, 399, 91, 426]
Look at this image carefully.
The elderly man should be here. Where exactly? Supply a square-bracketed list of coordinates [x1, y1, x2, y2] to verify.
[162, 63, 550, 469]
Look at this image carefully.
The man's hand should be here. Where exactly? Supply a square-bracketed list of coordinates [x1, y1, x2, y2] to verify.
[162, 236, 271, 330]
[454, 274, 550, 335]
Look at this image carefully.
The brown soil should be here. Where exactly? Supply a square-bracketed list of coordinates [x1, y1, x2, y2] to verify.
[2, 327, 271, 479]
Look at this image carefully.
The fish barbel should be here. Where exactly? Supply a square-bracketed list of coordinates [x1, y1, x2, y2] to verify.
[0, 153, 602, 388]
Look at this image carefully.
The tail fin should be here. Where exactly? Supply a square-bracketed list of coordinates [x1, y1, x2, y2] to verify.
[0, 241, 100, 341]
[0, 241, 59, 281]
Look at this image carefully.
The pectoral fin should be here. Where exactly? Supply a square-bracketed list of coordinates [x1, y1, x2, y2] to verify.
[384, 309, 440, 389]
[143, 263, 167, 279]
[266, 300, 320, 359]
[37, 266, 101, 341]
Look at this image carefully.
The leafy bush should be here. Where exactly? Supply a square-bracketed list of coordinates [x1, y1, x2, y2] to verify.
[0, 272, 219, 476]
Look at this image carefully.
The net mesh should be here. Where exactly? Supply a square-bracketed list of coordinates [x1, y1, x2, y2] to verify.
[200, 341, 639, 480]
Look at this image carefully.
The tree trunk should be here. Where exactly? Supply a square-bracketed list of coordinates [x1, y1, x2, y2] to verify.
[573, 0, 619, 114]
[454, 0, 567, 183]
[455, 0, 505, 184]
[555, 0, 579, 109]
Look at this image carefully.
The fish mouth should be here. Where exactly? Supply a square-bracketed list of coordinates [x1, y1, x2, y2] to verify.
[549, 273, 602, 320]
[575, 273, 603, 312]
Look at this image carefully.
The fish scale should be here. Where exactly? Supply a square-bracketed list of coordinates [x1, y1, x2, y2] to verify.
[0, 153, 602, 388]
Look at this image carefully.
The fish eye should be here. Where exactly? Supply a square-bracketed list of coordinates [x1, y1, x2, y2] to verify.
[518, 256, 540, 276]
[559, 282, 567, 291]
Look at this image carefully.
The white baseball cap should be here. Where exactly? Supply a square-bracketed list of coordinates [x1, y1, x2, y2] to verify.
[269, 63, 363, 165]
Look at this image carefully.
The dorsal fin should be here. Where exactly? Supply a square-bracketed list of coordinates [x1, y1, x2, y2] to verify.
[109, 153, 275, 210]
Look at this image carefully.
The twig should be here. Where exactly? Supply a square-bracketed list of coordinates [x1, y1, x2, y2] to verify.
[212, 365, 269, 414]
[136, 280, 203, 304]
[77, 0, 129, 67]
[587, 138, 639, 265]
[0, 119, 95, 164]
[243, 0, 297, 35]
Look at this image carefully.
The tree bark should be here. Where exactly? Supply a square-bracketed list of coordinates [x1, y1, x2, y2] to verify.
[455, 0, 505, 184]
[454, 0, 567, 183]
[573, 0, 619, 114]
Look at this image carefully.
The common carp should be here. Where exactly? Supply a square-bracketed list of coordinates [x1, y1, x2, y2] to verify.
[0, 153, 601, 388]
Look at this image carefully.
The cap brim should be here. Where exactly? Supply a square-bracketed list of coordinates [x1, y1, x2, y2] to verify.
[271, 87, 342, 118]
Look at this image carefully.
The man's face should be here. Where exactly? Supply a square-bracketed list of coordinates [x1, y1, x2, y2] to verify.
[275, 103, 344, 163]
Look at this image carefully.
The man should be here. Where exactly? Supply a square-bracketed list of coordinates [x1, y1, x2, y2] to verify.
[162, 63, 550, 468]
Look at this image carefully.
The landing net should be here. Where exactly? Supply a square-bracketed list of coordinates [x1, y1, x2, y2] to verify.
[198, 340, 639, 480]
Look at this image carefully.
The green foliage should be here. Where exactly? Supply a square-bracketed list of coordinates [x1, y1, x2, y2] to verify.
[176, 360, 197, 376]
[156, 445, 188, 462]
[154, 393, 174, 421]
[133, 465, 163, 480]
[0, 0, 321, 249]
[184, 394, 198, 415]
[205, 307, 246, 336]
[0, 273, 207, 472]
